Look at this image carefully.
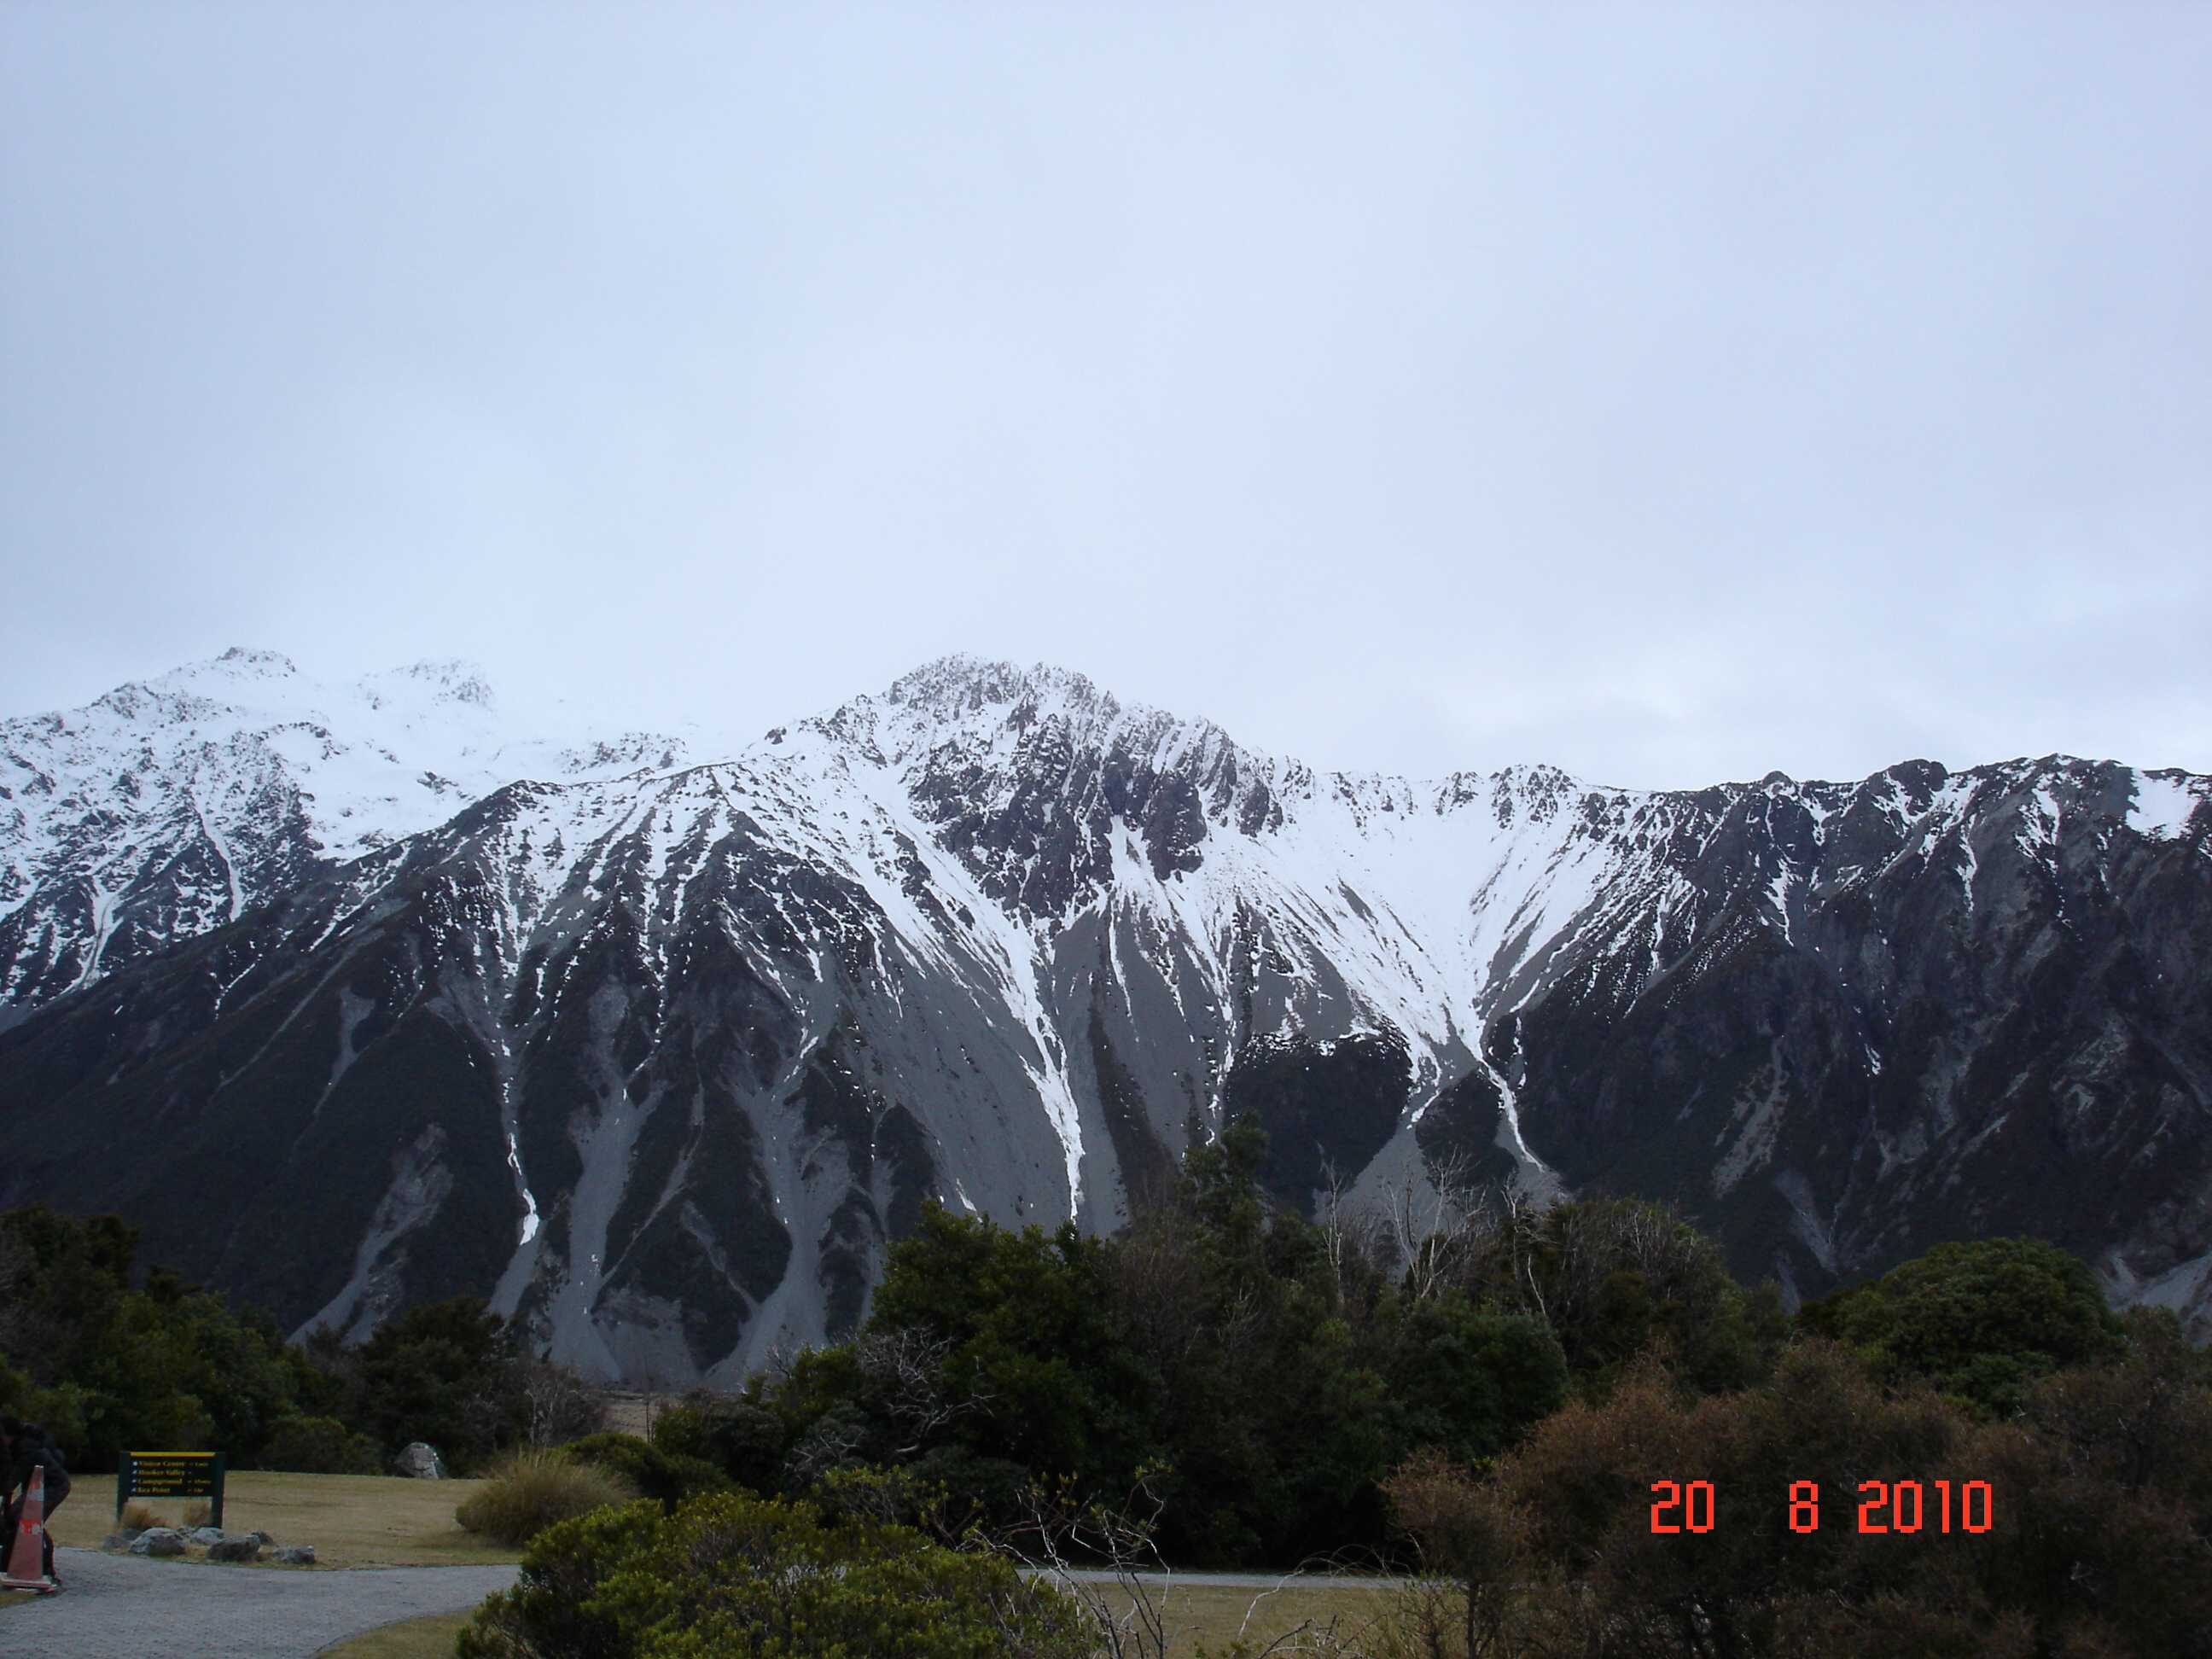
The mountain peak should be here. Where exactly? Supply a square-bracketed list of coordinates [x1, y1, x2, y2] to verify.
[216, 645, 300, 674]
[141, 644, 300, 692]
[6, 644, 2212, 1379]
[882, 655, 1113, 719]
[358, 658, 498, 710]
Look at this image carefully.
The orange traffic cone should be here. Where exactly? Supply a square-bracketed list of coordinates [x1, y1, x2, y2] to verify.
[2, 1465, 58, 1593]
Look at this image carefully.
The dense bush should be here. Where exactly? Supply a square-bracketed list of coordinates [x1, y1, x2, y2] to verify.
[1798, 1235, 2128, 1416]
[311, 1298, 534, 1473]
[0, 1354, 27, 1417]
[13, 1114, 2205, 1641]
[649, 1395, 787, 1492]
[760, 1115, 1571, 1565]
[0, 1208, 306, 1470]
[455, 1447, 639, 1546]
[0, 1206, 597, 1478]
[1386, 1321, 2212, 1658]
[561, 1432, 727, 1514]
[1448, 1192, 1789, 1398]
[259, 1413, 381, 1475]
[457, 1489, 1095, 1659]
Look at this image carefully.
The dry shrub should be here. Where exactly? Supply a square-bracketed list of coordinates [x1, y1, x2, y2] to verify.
[183, 1500, 212, 1528]
[1382, 1447, 1523, 1659]
[456, 1447, 637, 1546]
[119, 1501, 160, 1532]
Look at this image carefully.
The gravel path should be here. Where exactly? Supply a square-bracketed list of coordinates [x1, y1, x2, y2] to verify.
[2, 1546, 519, 1657]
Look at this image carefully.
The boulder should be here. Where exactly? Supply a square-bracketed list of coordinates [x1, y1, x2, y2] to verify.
[272, 1545, 317, 1565]
[393, 1441, 448, 1479]
[187, 1526, 228, 1546]
[129, 1528, 187, 1557]
[207, 1538, 262, 1563]
[247, 1530, 275, 1547]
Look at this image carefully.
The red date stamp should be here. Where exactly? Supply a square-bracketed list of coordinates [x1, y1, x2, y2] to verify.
[1650, 1480, 1994, 1534]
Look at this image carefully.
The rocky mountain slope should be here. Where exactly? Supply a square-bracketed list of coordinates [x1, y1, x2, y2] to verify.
[1, 651, 2206, 1381]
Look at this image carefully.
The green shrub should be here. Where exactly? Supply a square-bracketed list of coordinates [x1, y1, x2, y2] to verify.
[0, 1356, 29, 1417]
[650, 1398, 786, 1493]
[643, 1401, 712, 1461]
[3, 1208, 321, 1472]
[457, 1499, 658, 1659]
[455, 1447, 638, 1546]
[1415, 1336, 2212, 1657]
[459, 1489, 1094, 1659]
[23, 1382, 92, 1460]
[1799, 1237, 2126, 1417]
[342, 1298, 532, 1473]
[260, 1414, 382, 1474]
[902, 1445, 1034, 1534]
[561, 1432, 727, 1514]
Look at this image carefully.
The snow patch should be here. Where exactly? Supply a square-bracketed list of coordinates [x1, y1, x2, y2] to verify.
[2129, 771, 2203, 841]
[508, 1130, 540, 1243]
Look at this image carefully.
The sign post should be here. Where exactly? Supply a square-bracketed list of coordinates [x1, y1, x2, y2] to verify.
[117, 1451, 227, 1530]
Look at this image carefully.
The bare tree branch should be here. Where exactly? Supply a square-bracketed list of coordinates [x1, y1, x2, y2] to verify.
[853, 1326, 992, 1456]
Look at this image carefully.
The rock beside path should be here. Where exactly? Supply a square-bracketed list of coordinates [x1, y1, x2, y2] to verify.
[108, 1524, 306, 1567]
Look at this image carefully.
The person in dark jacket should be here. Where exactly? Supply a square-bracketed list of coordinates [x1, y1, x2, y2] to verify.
[0, 1416, 70, 1585]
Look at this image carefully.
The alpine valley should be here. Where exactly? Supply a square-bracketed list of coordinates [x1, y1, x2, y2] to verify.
[2, 649, 2207, 1382]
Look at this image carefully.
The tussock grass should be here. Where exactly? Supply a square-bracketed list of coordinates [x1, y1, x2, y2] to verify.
[454, 1448, 637, 1546]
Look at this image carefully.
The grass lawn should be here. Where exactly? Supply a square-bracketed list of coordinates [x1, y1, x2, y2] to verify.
[1148, 1580, 1399, 1654]
[322, 1578, 1402, 1658]
[44, 1470, 520, 1569]
[323, 1610, 472, 1657]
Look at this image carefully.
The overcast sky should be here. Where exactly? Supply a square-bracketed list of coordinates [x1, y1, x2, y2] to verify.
[3, 4, 2206, 790]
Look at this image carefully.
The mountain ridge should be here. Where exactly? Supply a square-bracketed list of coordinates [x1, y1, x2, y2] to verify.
[1, 649, 2206, 1382]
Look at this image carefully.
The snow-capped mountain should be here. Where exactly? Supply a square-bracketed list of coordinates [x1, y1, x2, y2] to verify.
[1, 651, 2207, 1381]
[0, 647, 722, 1010]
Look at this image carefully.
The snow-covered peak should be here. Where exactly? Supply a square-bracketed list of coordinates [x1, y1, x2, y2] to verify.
[865, 656, 1203, 765]
[357, 658, 498, 712]
[9, 648, 2208, 1014]
[140, 644, 302, 693]
[0, 652, 724, 1002]
[882, 654, 1091, 715]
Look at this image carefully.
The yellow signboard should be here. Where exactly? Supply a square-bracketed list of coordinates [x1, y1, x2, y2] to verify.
[116, 1451, 226, 1527]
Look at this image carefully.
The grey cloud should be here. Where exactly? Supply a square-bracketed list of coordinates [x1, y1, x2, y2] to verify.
[3, 3, 2205, 789]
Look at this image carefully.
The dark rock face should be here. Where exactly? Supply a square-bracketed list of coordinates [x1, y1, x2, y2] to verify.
[3, 656, 2208, 1379]
[1413, 1065, 1520, 1190]
[1509, 760, 2212, 1316]
[896, 668, 1266, 915]
[1221, 1030, 1412, 1209]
